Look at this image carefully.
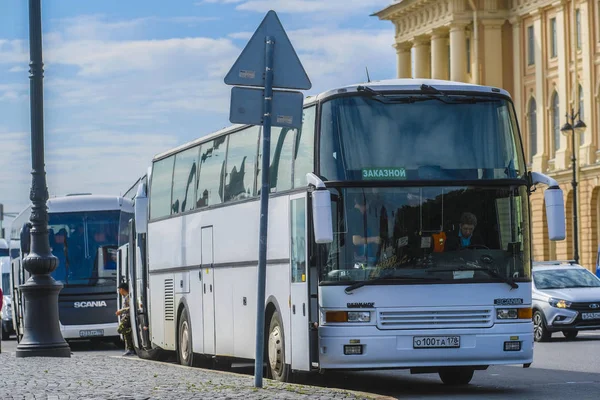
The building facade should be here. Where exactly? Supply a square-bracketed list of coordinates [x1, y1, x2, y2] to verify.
[376, 0, 600, 271]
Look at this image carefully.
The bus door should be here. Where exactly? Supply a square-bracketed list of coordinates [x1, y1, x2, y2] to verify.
[201, 226, 215, 355]
[290, 194, 311, 371]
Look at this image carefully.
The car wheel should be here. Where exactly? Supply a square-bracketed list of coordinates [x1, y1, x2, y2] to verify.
[562, 331, 578, 340]
[438, 367, 475, 385]
[533, 310, 551, 342]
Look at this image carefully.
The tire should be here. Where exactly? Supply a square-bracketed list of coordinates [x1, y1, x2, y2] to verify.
[178, 308, 194, 367]
[266, 311, 291, 382]
[1, 329, 9, 341]
[562, 331, 578, 340]
[533, 311, 551, 342]
[438, 367, 475, 385]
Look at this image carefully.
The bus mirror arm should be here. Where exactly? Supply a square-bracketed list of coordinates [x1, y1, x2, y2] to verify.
[306, 173, 334, 244]
[530, 172, 566, 241]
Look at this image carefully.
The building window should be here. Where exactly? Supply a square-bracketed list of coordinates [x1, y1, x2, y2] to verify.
[527, 26, 535, 65]
[528, 98, 537, 162]
[552, 92, 560, 153]
[576, 9, 582, 50]
[550, 18, 557, 58]
[466, 37, 471, 74]
[579, 84, 585, 145]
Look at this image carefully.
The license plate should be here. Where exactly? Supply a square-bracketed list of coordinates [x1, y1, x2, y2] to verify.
[413, 336, 460, 349]
[581, 312, 600, 320]
[79, 329, 104, 338]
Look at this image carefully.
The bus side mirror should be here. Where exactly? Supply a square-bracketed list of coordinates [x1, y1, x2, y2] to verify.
[544, 188, 565, 241]
[134, 183, 148, 235]
[307, 173, 333, 244]
[531, 172, 565, 241]
[19, 222, 31, 255]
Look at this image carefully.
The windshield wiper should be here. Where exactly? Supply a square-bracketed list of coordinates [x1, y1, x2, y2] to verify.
[357, 84, 499, 104]
[430, 264, 519, 289]
[345, 275, 441, 294]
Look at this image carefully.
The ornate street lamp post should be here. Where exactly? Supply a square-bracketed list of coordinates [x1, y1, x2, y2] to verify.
[15, 0, 71, 358]
[560, 108, 586, 265]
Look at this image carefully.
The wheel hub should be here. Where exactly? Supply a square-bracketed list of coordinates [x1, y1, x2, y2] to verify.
[268, 325, 282, 373]
[180, 321, 190, 362]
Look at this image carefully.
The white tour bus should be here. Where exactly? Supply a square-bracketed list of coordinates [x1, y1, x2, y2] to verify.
[120, 79, 565, 385]
[11, 194, 133, 342]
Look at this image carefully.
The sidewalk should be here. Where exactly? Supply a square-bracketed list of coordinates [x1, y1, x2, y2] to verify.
[0, 350, 391, 400]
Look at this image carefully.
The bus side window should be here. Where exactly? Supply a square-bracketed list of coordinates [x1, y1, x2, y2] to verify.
[171, 146, 200, 214]
[224, 126, 259, 202]
[258, 127, 294, 193]
[294, 106, 316, 188]
[197, 136, 228, 208]
[149, 156, 175, 220]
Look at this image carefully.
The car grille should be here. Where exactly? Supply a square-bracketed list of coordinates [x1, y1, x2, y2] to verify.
[378, 308, 493, 330]
[570, 301, 600, 311]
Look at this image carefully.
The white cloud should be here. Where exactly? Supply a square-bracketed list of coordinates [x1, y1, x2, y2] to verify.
[0, 39, 27, 64]
[8, 66, 26, 73]
[198, 0, 244, 4]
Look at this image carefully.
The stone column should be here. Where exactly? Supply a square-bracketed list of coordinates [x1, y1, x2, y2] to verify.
[413, 36, 431, 79]
[579, 2, 596, 164]
[510, 16, 523, 151]
[551, 6, 569, 170]
[449, 23, 467, 82]
[431, 29, 449, 80]
[482, 19, 505, 88]
[394, 42, 412, 78]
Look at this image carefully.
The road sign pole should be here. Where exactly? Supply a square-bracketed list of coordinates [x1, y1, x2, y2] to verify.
[254, 35, 275, 388]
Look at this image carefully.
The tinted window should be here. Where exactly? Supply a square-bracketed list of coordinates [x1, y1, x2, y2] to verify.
[534, 268, 600, 289]
[197, 137, 227, 207]
[259, 127, 294, 193]
[0, 249, 8, 257]
[172, 146, 199, 214]
[224, 127, 259, 202]
[150, 156, 174, 220]
[320, 95, 523, 182]
[294, 106, 316, 188]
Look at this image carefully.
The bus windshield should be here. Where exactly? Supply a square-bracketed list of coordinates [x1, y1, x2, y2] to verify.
[48, 210, 132, 286]
[319, 94, 524, 181]
[319, 186, 530, 285]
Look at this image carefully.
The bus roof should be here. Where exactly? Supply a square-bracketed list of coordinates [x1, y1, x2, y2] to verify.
[13, 195, 133, 220]
[152, 79, 512, 162]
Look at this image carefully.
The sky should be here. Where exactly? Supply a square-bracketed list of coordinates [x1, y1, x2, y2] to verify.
[0, 0, 396, 228]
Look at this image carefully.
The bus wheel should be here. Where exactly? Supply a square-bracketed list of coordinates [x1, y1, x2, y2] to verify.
[438, 367, 474, 385]
[266, 311, 291, 382]
[178, 308, 194, 367]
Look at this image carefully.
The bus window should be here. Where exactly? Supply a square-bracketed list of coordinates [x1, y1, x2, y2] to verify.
[150, 156, 175, 220]
[259, 127, 294, 193]
[294, 106, 316, 188]
[197, 136, 227, 208]
[172, 146, 200, 214]
[224, 126, 259, 202]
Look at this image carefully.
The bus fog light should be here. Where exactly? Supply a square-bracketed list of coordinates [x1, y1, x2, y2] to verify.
[497, 309, 518, 319]
[504, 341, 521, 351]
[344, 345, 363, 355]
[347, 311, 370, 322]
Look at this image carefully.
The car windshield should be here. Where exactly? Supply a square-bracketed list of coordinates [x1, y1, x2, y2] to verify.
[534, 268, 600, 289]
[48, 210, 132, 286]
[317, 185, 531, 285]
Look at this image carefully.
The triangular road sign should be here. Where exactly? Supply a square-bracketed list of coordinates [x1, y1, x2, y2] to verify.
[224, 10, 311, 90]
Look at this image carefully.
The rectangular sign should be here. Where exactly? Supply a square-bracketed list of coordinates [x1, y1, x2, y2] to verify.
[79, 329, 104, 338]
[229, 86, 303, 129]
[582, 312, 600, 320]
[361, 167, 406, 180]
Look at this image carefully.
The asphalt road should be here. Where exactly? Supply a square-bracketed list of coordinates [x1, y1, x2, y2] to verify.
[2, 331, 600, 399]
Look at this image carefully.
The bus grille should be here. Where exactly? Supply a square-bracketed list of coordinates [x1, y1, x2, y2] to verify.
[164, 279, 174, 322]
[378, 308, 493, 330]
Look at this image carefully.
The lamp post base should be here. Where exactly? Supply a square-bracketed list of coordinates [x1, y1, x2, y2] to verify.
[15, 275, 71, 358]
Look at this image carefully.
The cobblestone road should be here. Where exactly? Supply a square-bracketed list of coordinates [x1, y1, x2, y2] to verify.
[0, 351, 388, 400]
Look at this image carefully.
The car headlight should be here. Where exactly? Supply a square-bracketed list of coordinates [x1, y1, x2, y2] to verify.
[549, 298, 572, 309]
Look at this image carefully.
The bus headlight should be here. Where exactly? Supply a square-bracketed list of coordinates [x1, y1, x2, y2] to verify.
[496, 308, 532, 319]
[325, 311, 371, 323]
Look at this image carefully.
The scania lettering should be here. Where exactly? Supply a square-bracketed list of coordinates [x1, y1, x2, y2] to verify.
[74, 301, 108, 308]
[120, 79, 565, 385]
[10, 194, 133, 342]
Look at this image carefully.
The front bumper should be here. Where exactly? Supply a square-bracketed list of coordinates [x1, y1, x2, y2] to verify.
[318, 323, 533, 370]
[59, 322, 119, 340]
[544, 308, 600, 332]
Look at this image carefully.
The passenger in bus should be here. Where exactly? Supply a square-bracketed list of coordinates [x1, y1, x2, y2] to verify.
[349, 193, 382, 265]
[444, 212, 485, 251]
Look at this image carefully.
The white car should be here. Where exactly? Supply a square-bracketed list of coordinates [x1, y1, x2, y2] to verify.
[532, 261, 600, 341]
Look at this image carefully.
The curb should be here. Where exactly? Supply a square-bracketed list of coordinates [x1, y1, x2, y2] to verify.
[116, 356, 396, 400]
